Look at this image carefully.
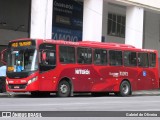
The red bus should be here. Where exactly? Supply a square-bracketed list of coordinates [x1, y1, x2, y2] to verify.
[4, 38, 159, 97]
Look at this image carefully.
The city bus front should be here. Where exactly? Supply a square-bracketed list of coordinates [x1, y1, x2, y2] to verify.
[6, 40, 39, 92]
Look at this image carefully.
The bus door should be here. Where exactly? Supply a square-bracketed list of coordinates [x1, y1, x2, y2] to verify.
[148, 53, 158, 89]
[137, 68, 151, 90]
[137, 53, 151, 90]
[38, 44, 56, 91]
[146, 68, 158, 89]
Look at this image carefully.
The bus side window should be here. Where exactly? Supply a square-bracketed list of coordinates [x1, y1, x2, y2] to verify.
[47, 52, 56, 65]
[77, 48, 84, 63]
[77, 47, 92, 64]
[138, 57, 141, 66]
[39, 50, 56, 72]
[149, 53, 156, 67]
[59, 46, 75, 64]
[124, 51, 137, 66]
[41, 50, 56, 65]
[109, 50, 122, 66]
[42, 51, 47, 63]
[41, 51, 48, 65]
[138, 53, 149, 67]
[78, 54, 85, 63]
[94, 49, 107, 65]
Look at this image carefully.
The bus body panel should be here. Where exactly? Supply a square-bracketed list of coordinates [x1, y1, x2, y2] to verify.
[6, 71, 39, 92]
[4, 38, 159, 95]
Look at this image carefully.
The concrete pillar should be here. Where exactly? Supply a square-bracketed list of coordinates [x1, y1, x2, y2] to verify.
[83, 0, 103, 42]
[30, 0, 53, 39]
[125, 6, 144, 48]
[102, 1, 108, 42]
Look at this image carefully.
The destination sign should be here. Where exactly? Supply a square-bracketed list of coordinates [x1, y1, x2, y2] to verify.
[11, 41, 32, 48]
[9, 41, 35, 48]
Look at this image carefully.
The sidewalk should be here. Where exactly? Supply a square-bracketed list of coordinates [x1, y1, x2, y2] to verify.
[0, 92, 12, 97]
[133, 89, 160, 96]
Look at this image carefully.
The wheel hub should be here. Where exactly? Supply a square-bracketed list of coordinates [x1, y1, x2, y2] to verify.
[122, 84, 129, 94]
[60, 84, 68, 94]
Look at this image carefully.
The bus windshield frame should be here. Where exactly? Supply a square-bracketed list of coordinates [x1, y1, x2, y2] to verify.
[7, 48, 38, 73]
[7, 40, 38, 74]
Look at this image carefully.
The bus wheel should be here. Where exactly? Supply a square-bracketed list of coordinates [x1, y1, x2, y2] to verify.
[57, 80, 71, 97]
[119, 81, 131, 97]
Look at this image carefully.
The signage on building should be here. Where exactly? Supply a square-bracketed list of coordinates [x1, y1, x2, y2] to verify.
[52, 27, 82, 42]
[52, 0, 83, 41]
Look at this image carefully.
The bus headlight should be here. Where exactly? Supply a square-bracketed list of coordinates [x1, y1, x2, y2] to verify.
[28, 76, 38, 85]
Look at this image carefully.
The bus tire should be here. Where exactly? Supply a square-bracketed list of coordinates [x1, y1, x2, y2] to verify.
[119, 81, 131, 97]
[57, 80, 71, 97]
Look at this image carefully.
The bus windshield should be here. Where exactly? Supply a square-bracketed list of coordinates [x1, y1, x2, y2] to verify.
[7, 49, 38, 72]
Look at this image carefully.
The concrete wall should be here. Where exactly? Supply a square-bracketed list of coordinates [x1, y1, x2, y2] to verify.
[0, 0, 30, 45]
[103, 3, 126, 43]
[96, 0, 160, 49]
[144, 11, 160, 56]
[104, 2, 160, 53]
[123, 0, 160, 9]
[102, 1, 108, 42]
[83, 0, 103, 41]
[0, 29, 28, 45]
[30, 0, 53, 39]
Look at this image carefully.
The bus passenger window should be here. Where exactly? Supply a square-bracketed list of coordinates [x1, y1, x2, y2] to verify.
[109, 50, 122, 66]
[149, 53, 156, 67]
[124, 51, 137, 66]
[39, 50, 56, 72]
[39, 43, 56, 72]
[47, 52, 56, 65]
[41, 51, 56, 65]
[94, 49, 107, 65]
[138, 53, 149, 67]
[59, 46, 75, 64]
[77, 47, 92, 64]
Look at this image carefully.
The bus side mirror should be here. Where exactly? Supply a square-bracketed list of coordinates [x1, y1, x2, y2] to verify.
[1, 49, 7, 65]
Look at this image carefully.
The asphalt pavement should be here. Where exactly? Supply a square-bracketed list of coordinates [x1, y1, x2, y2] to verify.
[0, 90, 160, 120]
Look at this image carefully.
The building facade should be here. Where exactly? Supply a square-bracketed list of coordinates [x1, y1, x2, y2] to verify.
[0, 0, 160, 55]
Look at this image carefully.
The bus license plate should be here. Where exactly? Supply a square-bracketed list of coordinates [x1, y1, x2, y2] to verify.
[14, 86, 20, 89]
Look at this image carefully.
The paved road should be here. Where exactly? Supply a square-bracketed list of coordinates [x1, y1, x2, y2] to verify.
[0, 90, 160, 111]
[0, 90, 160, 120]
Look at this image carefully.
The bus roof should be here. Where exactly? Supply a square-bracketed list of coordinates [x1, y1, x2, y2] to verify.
[78, 41, 135, 48]
[9, 38, 157, 53]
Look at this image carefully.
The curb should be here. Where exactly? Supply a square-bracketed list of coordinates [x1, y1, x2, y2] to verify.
[0, 90, 160, 97]
[0, 92, 13, 97]
[133, 90, 160, 95]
